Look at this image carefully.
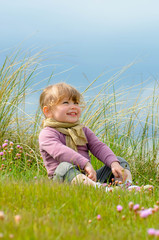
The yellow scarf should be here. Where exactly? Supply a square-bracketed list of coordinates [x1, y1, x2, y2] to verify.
[43, 118, 88, 152]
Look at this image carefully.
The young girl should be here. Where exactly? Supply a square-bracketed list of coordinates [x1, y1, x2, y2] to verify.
[39, 82, 133, 190]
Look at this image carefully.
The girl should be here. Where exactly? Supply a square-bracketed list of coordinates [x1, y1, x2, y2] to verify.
[39, 82, 133, 190]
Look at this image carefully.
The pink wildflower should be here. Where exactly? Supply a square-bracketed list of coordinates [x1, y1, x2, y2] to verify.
[17, 145, 20, 148]
[128, 186, 141, 191]
[133, 204, 140, 211]
[155, 230, 159, 237]
[2, 143, 8, 148]
[117, 205, 123, 212]
[0, 152, 4, 156]
[97, 214, 101, 220]
[147, 228, 156, 236]
[139, 208, 152, 218]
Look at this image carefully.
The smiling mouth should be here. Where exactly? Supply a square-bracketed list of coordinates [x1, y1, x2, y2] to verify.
[67, 112, 77, 116]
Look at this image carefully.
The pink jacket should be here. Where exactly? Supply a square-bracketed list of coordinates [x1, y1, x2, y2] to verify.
[39, 126, 119, 177]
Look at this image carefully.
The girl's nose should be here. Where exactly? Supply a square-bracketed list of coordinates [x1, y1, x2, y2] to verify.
[71, 103, 77, 108]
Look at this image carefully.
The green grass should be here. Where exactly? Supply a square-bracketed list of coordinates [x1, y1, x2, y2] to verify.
[0, 178, 159, 240]
[0, 49, 159, 239]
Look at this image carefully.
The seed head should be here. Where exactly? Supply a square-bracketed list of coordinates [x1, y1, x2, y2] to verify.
[128, 202, 134, 210]
[0, 233, 4, 238]
[9, 234, 14, 239]
[14, 215, 21, 224]
[154, 205, 159, 212]
[0, 211, 5, 220]
[122, 215, 126, 220]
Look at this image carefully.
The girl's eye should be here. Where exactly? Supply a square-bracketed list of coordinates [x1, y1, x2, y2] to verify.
[63, 101, 69, 104]
[74, 102, 79, 105]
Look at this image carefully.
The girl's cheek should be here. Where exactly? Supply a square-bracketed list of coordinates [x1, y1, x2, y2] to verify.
[79, 110, 82, 116]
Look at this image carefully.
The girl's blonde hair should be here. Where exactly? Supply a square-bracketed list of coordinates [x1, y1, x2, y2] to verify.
[39, 82, 84, 110]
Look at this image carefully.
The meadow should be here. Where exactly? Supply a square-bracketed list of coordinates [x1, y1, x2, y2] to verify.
[0, 49, 158, 239]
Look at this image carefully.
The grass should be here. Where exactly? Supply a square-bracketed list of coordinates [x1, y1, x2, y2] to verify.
[0, 49, 159, 239]
[0, 178, 159, 240]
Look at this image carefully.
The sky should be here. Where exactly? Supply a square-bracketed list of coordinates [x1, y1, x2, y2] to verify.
[0, 0, 159, 111]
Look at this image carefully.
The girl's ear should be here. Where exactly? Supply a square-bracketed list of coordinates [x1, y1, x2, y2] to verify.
[43, 106, 50, 117]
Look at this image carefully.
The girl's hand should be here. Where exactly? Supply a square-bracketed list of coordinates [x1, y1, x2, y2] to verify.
[111, 162, 128, 182]
[84, 162, 97, 182]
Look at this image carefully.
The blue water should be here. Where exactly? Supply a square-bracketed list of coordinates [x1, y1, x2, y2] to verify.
[0, 0, 159, 112]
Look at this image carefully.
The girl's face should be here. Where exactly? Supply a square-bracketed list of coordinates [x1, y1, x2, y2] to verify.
[45, 98, 82, 123]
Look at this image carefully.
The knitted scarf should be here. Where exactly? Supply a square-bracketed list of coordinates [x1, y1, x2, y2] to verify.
[43, 118, 88, 152]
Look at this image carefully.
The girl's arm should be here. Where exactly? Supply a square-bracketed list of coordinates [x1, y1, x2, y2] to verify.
[84, 127, 129, 181]
[84, 127, 119, 167]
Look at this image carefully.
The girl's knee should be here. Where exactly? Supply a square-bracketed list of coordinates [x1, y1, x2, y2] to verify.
[53, 162, 76, 182]
[117, 156, 131, 171]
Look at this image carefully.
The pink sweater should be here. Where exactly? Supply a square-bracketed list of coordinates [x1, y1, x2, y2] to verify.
[39, 126, 119, 177]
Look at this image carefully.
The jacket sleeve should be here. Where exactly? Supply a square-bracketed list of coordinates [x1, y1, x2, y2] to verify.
[84, 127, 119, 167]
[39, 127, 89, 169]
